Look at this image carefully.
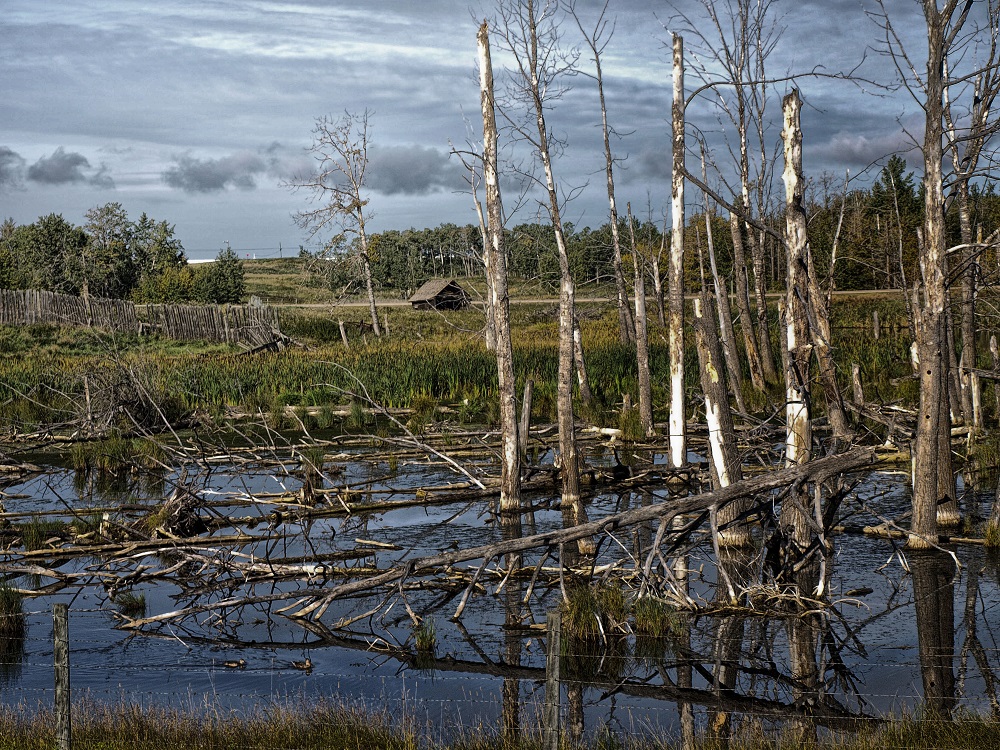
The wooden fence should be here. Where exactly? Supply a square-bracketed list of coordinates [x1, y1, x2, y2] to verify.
[0, 288, 281, 347]
[0, 288, 140, 331]
[144, 302, 281, 348]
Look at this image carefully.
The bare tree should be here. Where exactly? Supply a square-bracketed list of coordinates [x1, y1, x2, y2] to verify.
[627, 204, 654, 436]
[289, 110, 381, 337]
[942, 1, 1000, 431]
[701, 144, 747, 414]
[493, 0, 582, 508]
[870, 0, 977, 545]
[779, 89, 813, 548]
[567, 0, 634, 345]
[478, 20, 521, 511]
[669, 32, 687, 468]
[669, 0, 786, 388]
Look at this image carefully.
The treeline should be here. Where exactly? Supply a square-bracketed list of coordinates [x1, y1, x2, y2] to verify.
[0, 203, 246, 304]
[306, 156, 1000, 297]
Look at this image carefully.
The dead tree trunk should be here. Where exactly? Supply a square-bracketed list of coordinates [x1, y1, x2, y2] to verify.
[572, 318, 592, 406]
[780, 90, 812, 548]
[474, 195, 498, 353]
[911, 1, 956, 547]
[628, 204, 654, 436]
[498, 0, 581, 508]
[702, 146, 746, 414]
[694, 295, 750, 547]
[478, 21, 520, 511]
[572, 4, 634, 345]
[730, 211, 767, 392]
[668, 33, 687, 468]
[357, 227, 382, 338]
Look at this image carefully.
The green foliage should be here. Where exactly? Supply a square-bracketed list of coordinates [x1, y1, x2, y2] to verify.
[193, 246, 246, 304]
[0, 207, 189, 302]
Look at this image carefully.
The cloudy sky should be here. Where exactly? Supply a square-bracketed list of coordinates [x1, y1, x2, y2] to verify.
[1, 1, 936, 260]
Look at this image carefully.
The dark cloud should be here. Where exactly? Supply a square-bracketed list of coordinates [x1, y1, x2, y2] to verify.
[366, 145, 467, 195]
[162, 152, 269, 193]
[161, 145, 313, 193]
[262, 141, 313, 182]
[0, 147, 26, 188]
[26, 146, 114, 187]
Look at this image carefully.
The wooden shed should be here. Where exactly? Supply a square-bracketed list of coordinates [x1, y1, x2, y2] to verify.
[409, 279, 470, 310]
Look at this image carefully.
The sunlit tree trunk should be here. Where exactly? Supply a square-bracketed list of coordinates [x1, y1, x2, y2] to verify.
[478, 21, 520, 511]
[701, 147, 747, 414]
[357, 224, 382, 337]
[694, 295, 750, 546]
[572, 317, 592, 406]
[668, 33, 687, 468]
[780, 90, 812, 547]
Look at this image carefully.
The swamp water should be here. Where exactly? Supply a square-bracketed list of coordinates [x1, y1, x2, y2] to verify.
[1, 442, 999, 745]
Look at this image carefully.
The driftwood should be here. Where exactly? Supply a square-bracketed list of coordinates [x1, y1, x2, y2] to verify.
[122, 447, 876, 628]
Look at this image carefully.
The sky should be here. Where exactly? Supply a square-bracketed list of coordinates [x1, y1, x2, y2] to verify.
[0, 1, 940, 261]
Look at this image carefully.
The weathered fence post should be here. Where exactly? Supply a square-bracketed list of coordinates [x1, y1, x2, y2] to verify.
[543, 610, 561, 750]
[338, 320, 350, 350]
[54, 603, 71, 750]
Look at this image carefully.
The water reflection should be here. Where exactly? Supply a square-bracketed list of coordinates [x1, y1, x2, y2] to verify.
[912, 551, 956, 718]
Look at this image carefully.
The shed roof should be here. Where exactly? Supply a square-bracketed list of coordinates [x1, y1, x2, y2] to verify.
[409, 278, 465, 302]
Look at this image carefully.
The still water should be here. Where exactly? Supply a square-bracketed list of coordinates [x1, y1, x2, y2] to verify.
[2, 447, 999, 743]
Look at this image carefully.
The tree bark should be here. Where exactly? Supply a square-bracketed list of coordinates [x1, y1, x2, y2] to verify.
[780, 90, 812, 549]
[478, 21, 520, 512]
[911, 1, 955, 549]
[694, 295, 750, 546]
[730, 211, 766, 391]
[669, 33, 687, 468]
[701, 148, 747, 415]
[572, 317, 592, 406]
[628, 205, 654, 436]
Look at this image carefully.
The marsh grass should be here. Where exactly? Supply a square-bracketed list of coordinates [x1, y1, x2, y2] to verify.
[0, 584, 24, 637]
[0, 696, 998, 749]
[632, 596, 680, 639]
[985, 520, 1000, 548]
[561, 584, 630, 640]
[19, 519, 65, 551]
[113, 591, 147, 618]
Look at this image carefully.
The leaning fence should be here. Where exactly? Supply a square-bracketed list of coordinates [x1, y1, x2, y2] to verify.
[0, 289, 281, 347]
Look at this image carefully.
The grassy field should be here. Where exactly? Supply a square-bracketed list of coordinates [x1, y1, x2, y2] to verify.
[0, 285, 966, 441]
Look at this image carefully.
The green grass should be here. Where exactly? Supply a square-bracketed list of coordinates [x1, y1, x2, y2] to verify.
[0, 291, 954, 442]
[0, 694, 999, 749]
[0, 583, 24, 637]
[19, 520, 66, 551]
[112, 591, 147, 618]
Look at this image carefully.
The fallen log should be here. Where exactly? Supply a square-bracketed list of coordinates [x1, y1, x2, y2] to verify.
[123, 447, 877, 628]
